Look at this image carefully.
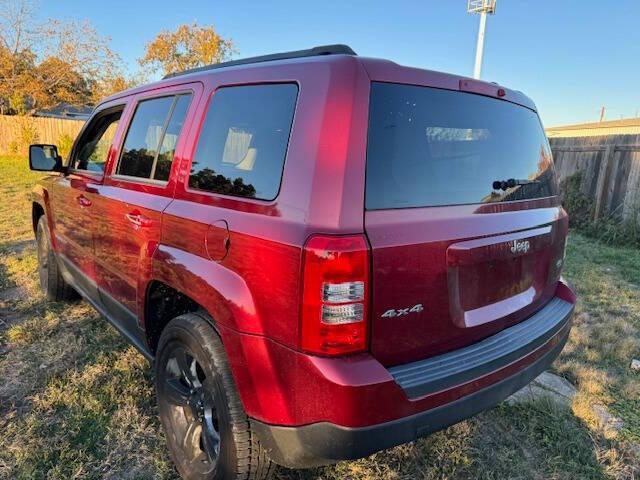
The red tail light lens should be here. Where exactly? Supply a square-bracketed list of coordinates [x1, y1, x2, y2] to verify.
[300, 235, 370, 356]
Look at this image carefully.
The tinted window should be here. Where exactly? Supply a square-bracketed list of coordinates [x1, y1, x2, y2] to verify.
[152, 95, 191, 181]
[366, 82, 558, 209]
[189, 84, 298, 200]
[73, 110, 122, 172]
[117, 94, 192, 181]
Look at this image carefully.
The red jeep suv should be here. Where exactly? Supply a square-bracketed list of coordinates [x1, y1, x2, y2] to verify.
[29, 45, 575, 480]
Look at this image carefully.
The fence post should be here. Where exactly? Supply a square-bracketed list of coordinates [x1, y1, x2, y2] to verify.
[593, 145, 616, 221]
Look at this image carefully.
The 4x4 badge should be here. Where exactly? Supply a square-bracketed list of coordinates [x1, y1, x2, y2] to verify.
[381, 304, 424, 318]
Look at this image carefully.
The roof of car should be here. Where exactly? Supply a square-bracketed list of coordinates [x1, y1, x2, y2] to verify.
[99, 44, 536, 112]
[163, 44, 357, 79]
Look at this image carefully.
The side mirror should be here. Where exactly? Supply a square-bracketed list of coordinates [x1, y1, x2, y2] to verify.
[29, 144, 63, 172]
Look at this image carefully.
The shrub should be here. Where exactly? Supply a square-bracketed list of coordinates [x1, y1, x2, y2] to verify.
[560, 171, 640, 248]
[559, 172, 593, 229]
[16, 117, 39, 155]
[57, 133, 74, 159]
[589, 205, 640, 248]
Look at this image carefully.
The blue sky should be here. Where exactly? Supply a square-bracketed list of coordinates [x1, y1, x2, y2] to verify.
[38, 0, 640, 126]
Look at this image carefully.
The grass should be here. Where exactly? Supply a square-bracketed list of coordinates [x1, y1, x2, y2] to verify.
[0, 154, 638, 479]
[557, 236, 640, 444]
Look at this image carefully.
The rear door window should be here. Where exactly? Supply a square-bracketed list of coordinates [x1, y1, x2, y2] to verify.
[116, 93, 192, 181]
[365, 82, 558, 210]
[154, 95, 192, 181]
[189, 84, 298, 200]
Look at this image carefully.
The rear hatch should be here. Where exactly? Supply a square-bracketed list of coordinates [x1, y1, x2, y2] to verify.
[365, 82, 567, 367]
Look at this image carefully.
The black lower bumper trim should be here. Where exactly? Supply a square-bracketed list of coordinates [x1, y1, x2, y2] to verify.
[389, 297, 573, 398]
[251, 323, 570, 469]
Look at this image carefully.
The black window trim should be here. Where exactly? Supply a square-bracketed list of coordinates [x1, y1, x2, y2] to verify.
[68, 104, 126, 176]
[185, 81, 300, 204]
[111, 89, 194, 186]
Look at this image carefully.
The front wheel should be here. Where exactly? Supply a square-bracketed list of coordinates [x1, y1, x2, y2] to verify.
[36, 215, 76, 302]
[155, 313, 274, 480]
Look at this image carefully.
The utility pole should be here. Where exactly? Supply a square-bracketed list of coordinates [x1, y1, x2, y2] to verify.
[599, 106, 606, 123]
[467, 1, 497, 79]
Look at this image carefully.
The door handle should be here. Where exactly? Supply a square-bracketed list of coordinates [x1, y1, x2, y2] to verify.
[76, 195, 92, 207]
[125, 211, 152, 228]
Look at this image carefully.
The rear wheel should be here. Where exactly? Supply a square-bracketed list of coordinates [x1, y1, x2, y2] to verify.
[36, 216, 76, 302]
[155, 313, 274, 480]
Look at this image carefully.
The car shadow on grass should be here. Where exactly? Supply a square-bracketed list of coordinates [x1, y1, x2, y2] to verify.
[275, 399, 613, 480]
[0, 244, 178, 478]
[0, 238, 35, 256]
[0, 299, 178, 478]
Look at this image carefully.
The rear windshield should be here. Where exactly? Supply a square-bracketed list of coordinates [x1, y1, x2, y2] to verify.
[365, 82, 558, 210]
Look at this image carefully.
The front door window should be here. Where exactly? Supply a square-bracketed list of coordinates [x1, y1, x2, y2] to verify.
[72, 108, 123, 172]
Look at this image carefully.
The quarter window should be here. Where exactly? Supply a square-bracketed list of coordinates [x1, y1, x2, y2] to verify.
[116, 94, 192, 181]
[189, 84, 298, 200]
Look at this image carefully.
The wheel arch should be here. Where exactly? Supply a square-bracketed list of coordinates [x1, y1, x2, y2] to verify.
[143, 244, 262, 351]
[32, 201, 45, 233]
[31, 185, 57, 248]
[146, 245, 298, 425]
[143, 280, 207, 355]
[146, 244, 261, 330]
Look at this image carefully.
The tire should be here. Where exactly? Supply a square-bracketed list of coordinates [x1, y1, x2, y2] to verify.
[155, 312, 275, 480]
[36, 215, 76, 302]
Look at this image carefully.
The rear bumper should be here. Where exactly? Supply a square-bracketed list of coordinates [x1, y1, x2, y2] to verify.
[247, 281, 575, 468]
[253, 326, 569, 467]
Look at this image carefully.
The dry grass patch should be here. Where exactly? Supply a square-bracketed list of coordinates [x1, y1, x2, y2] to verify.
[558, 234, 640, 457]
[0, 346, 176, 479]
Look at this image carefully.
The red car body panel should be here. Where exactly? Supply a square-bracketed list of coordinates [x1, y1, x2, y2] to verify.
[157, 56, 372, 348]
[366, 198, 567, 366]
[220, 282, 572, 428]
[31, 50, 575, 466]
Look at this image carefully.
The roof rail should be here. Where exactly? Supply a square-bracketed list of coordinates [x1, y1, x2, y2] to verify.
[163, 44, 357, 79]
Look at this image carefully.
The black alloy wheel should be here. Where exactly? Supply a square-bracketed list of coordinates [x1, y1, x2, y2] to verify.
[159, 344, 221, 475]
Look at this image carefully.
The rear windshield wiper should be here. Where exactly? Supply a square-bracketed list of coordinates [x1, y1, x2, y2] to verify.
[492, 178, 540, 191]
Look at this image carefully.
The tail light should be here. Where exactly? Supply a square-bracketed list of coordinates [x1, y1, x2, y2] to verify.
[300, 235, 370, 356]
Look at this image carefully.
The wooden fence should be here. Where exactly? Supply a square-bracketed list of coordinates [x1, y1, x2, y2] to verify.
[0, 115, 84, 155]
[550, 134, 640, 221]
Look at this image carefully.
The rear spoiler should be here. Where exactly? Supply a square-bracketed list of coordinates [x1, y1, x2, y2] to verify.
[459, 79, 537, 112]
[360, 58, 538, 112]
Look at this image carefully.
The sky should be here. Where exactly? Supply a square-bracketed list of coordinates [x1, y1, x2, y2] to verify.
[36, 0, 640, 127]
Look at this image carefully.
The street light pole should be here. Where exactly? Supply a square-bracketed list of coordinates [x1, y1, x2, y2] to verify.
[467, 0, 497, 79]
[473, 11, 488, 79]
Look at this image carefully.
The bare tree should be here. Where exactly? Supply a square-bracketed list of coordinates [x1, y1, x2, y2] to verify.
[0, 0, 38, 55]
[0, 0, 128, 113]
